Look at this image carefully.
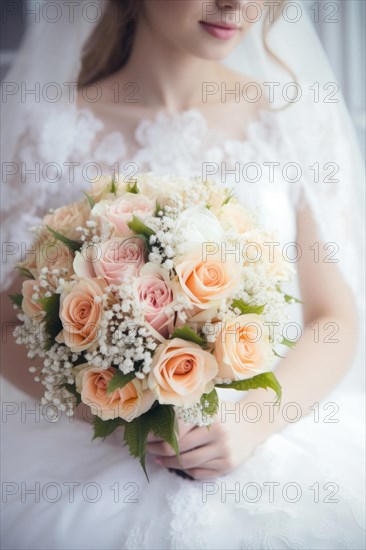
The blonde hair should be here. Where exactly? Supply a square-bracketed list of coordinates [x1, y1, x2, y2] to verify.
[78, 0, 296, 93]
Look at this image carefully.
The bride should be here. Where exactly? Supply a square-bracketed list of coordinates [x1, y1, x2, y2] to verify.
[1, 1, 365, 548]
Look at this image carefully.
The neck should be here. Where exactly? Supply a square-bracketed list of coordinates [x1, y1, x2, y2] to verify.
[121, 17, 223, 113]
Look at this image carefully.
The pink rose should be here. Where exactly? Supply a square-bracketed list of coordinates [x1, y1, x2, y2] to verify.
[214, 314, 273, 381]
[57, 278, 106, 352]
[73, 237, 146, 285]
[21, 279, 43, 319]
[44, 200, 89, 241]
[76, 366, 155, 421]
[148, 338, 218, 407]
[92, 193, 156, 236]
[134, 263, 174, 340]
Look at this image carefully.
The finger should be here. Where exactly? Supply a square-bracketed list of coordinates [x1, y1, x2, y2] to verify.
[155, 444, 220, 470]
[178, 426, 214, 453]
[176, 418, 197, 438]
[146, 440, 177, 457]
[146, 433, 163, 443]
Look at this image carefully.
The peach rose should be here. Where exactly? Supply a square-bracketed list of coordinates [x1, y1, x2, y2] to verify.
[17, 231, 51, 279]
[57, 278, 106, 352]
[92, 193, 156, 236]
[214, 314, 273, 381]
[175, 246, 240, 310]
[148, 338, 218, 407]
[76, 366, 155, 421]
[134, 263, 175, 340]
[44, 200, 89, 241]
[36, 241, 74, 284]
[21, 279, 44, 319]
[73, 237, 146, 285]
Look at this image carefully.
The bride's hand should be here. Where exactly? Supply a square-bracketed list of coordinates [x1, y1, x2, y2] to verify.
[146, 403, 259, 480]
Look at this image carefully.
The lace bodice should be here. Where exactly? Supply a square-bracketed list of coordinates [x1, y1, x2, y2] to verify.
[0, 92, 359, 294]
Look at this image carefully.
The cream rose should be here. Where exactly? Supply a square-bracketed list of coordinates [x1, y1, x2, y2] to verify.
[219, 202, 253, 234]
[44, 200, 89, 241]
[175, 246, 240, 310]
[134, 263, 175, 340]
[57, 278, 106, 352]
[136, 174, 186, 204]
[214, 314, 273, 381]
[92, 193, 156, 236]
[148, 338, 218, 407]
[21, 279, 43, 319]
[88, 176, 114, 202]
[76, 366, 155, 421]
[73, 236, 146, 285]
[243, 230, 293, 282]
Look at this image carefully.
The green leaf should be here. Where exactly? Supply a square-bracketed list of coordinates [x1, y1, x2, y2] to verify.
[16, 266, 35, 279]
[276, 286, 302, 305]
[107, 371, 136, 394]
[284, 293, 303, 304]
[171, 325, 204, 346]
[216, 371, 282, 403]
[123, 404, 180, 481]
[84, 192, 96, 209]
[9, 293, 23, 308]
[110, 177, 118, 195]
[127, 180, 139, 194]
[281, 337, 296, 348]
[231, 299, 265, 315]
[201, 388, 219, 416]
[61, 383, 82, 405]
[46, 226, 81, 253]
[155, 200, 163, 216]
[127, 215, 155, 238]
[123, 416, 152, 480]
[93, 416, 125, 440]
[37, 294, 63, 348]
[221, 188, 235, 206]
[148, 405, 179, 457]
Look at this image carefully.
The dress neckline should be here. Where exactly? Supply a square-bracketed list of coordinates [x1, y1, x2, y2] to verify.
[74, 102, 279, 153]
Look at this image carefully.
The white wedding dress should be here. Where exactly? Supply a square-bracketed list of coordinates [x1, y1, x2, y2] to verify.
[1, 93, 365, 550]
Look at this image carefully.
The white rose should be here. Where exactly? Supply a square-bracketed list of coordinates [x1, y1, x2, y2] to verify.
[175, 206, 224, 246]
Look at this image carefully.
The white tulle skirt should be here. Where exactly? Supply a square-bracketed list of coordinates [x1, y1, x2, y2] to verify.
[1, 377, 365, 550]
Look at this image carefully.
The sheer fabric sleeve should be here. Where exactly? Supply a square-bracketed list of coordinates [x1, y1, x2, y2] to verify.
[279, 91, 364, 300]
[0, 103, 104, 291]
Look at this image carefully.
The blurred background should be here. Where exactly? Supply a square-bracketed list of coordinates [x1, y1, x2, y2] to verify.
[1, 0, 365, 151]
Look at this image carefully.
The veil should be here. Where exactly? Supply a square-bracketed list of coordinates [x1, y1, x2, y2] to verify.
[1, 1, 364, 344]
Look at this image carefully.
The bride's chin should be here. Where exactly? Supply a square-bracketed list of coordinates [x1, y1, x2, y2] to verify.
[188, 40, 243, 62]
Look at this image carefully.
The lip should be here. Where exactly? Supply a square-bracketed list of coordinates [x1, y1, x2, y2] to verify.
[199, 21, 240, 40]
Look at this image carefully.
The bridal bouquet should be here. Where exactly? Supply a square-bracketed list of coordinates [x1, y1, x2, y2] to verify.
[11, 174, 296, 476]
